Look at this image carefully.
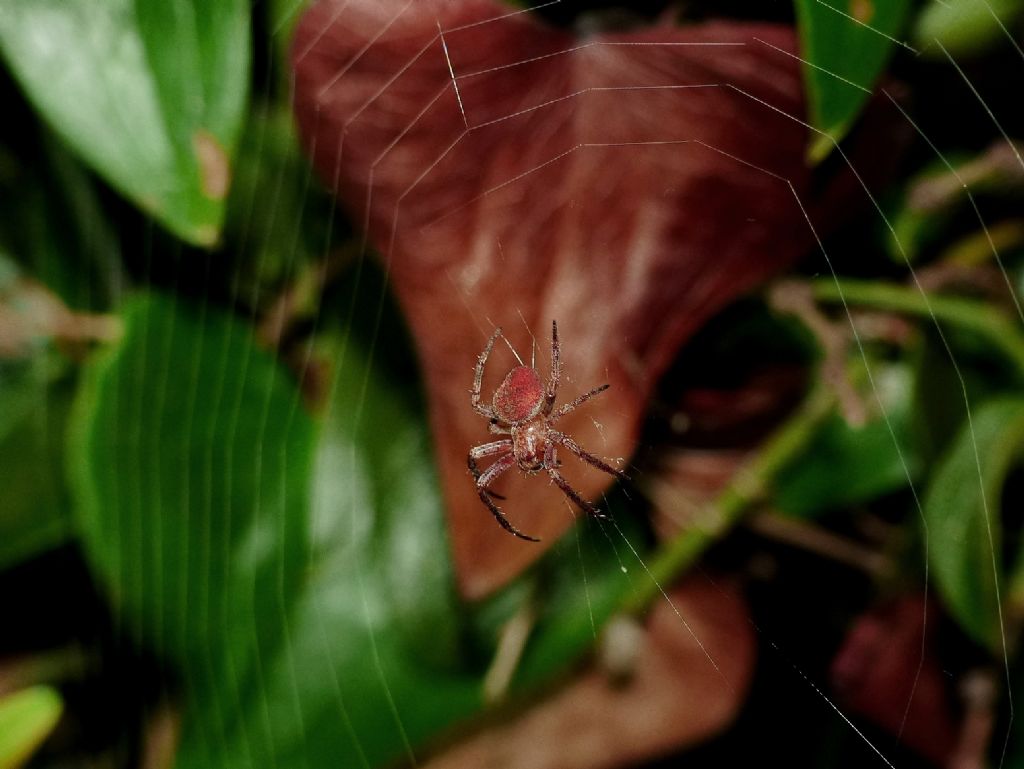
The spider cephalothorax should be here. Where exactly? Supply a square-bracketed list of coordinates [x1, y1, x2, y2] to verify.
[468, 321, 627, 541]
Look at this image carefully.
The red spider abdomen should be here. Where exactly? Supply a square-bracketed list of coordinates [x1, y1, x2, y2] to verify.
[493, 366, 545, 423]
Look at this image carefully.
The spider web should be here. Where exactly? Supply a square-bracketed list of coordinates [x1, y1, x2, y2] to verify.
[272, 2, 1022, 765]
[25, 0, 1024, 767]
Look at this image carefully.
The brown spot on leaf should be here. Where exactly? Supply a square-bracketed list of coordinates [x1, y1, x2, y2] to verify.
[851, 0, 875, 25]
[192, 129, 230, 200]
[140, 703, 181, 769]
[291, 0, 897, 598]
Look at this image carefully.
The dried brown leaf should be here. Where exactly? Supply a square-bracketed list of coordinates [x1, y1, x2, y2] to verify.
[292, 0, 872, 597]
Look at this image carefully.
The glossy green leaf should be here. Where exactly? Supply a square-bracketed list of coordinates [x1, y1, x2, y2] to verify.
[794, 0, 912, 162]
[172, 328, 478, 769]
[0, 686, 63, 769]
[752, 323, 919, 518]
[914, 0, 1024, 58]
[776, 362, 918, 517]
[68, 293, 315, 696]
[923, 397, 1024, 651]
[0, 0, 250, 246]
[775, 413, 917, 518]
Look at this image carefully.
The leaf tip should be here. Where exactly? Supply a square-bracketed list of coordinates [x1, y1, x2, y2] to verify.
[807, 130, 840, 165]
[0, 685, 64, 769]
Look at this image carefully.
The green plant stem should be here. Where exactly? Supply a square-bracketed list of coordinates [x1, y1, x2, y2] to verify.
[623, 278, 1023, 616]
[810, 278, 1024, 376]
[625, 382, 835, 615]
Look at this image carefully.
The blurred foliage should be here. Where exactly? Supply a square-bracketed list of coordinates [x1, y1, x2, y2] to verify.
[0, 686, 63, 769]
[0, 0, 250, 246]
[914, 0, 1024, 58]
[775, 363, 920, 518]
[0, 1, 1022, 768]
[68, 294, 315, 709]
[0, 257, 76, 569]
[924, 396, 1024, 652]
[793, 0, 913, 162]
[66, 280, 646, 769]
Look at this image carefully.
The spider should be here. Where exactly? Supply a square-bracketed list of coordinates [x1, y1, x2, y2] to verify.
[468, 320, 627, 542]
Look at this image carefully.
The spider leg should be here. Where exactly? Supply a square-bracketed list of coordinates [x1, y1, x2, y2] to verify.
[543, 442, 607, 519]
[551, 431, 629, 481]
[480, 488, 539, 540]
[551, 383, 610, 421]
[476, 452, 540, 542]
[472, 327, 502, 419]
[548, 467, 608, 519]
[544, 320, 560, 414]
[469, 439, 513, 500]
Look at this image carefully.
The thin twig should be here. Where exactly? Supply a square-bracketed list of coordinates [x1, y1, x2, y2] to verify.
[626, 382, 835, 615]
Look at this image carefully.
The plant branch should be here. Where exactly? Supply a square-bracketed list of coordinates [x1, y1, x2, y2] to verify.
[810, 278, 1024, 376]
[625, 381, 835, 615]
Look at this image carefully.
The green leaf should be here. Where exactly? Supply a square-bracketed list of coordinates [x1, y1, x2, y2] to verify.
[923, 397, 1024, 651]
[0, 0, 250, 246]
[0, 374, 75, 570]
[268, 0, 311, 95]
[794, 0, 912, 162]
[775, 413, 917, 518]
[166, 325, 479, 769]
[68, 293, 315, 698]
[914, 0, 1024, 58]
[776, 363, 918, 518]
[222, 107, 341, 307]
[0, 257, 76, 569]
[0, 686, 63, 769]
[0, 136, 123, 311]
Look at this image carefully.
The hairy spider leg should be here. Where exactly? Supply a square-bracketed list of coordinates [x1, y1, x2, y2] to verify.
[544, 320, 560, 414]
[475, 452, 540, 542]
[552, 383, 610, 421]
[552, 431, 629, 481]
[468, 439, 513, 500]
[543, 443, 607, 518]
[472, 327, 502, 419]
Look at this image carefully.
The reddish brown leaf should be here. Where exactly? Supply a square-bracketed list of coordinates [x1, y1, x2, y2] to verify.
[292, 0, 863, 597]
[831, 596, 957, 764]
[424, 578, 754, 769]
